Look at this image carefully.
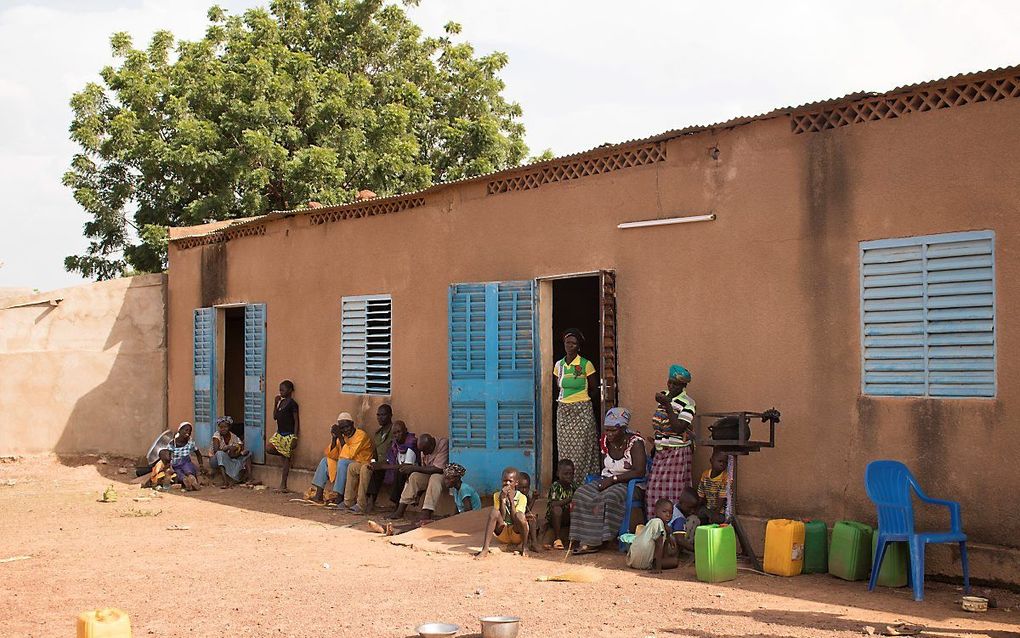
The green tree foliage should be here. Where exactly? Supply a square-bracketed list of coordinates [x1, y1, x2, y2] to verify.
[64, 0, 529, 279]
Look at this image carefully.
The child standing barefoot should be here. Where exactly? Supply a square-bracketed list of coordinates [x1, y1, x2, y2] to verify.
[545, 458, 576, 549]
[267, 380, 300, 492]
[476, 467, 529, 558]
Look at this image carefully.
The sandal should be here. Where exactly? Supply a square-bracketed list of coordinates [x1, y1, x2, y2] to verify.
[572, 545, 599, 555]
[552, 539, 565, 550]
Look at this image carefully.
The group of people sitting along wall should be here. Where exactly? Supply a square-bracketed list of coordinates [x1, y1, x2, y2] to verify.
[144, 328, 729, 569]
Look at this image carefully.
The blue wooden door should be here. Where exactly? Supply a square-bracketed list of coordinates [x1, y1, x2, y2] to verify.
[193, 308, 216, 448]
[244, 304, 267, 463]
[449, 281, 537, 493]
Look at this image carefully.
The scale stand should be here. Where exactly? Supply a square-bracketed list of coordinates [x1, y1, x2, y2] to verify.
[696, 409, 782, 574]
[725, 454, 762, 572]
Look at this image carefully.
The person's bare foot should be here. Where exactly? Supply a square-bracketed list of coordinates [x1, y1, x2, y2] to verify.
[529, 542, 544, 553]
[385, 522, 394, 536]
[386, 511, 403, 520]
[474, 549, 492, 559]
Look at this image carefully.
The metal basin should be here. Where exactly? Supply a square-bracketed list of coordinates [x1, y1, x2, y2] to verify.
[480, 616, 521, 638]
[416, 623, 459, 638]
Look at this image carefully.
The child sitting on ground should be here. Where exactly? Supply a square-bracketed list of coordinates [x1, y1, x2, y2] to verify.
[442, 463, 481, 517]
[476, 467, 529, 558]
[697, 449, 730, 523]
[143, 449, 176, 490]
[516, 472, 543, 553]
[544, 458, 575, 550]
[627, 498, 680, 573]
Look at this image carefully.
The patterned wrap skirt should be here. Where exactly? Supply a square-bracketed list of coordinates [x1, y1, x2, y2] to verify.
[556, 400, 600, 480]
[568, 482, 628, 547]
[645, 445, 692, 515]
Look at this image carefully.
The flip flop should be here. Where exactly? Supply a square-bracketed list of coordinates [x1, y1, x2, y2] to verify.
[572, 546, 599, 555]
[552, 539, 565, 550]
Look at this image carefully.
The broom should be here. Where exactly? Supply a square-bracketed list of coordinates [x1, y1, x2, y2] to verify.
[536, 565, 603, 583]
[536, 540, 604, 582]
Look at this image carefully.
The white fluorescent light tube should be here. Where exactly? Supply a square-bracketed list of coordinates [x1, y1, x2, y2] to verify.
[617, 213, 716, 229]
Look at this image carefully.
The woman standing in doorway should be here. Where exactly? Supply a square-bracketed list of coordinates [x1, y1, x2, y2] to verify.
[554, 328, 600, 480]
[645, 364, 696, 515]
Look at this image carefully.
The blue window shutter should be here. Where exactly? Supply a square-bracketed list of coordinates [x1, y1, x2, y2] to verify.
[341, 295, 391, 395]
[861, 231, 995, 398]
[243, 304, 266, 463]
[192, 308, 216, 447]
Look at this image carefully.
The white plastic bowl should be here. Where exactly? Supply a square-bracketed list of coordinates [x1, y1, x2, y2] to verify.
[416, 622, 459, 638]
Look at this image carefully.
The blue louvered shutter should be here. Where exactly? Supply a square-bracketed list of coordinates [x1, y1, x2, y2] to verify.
[449, 281, 537, 493]
[861, 231, 995, 398]
[495, 282, 536, 451]
[341, 295, 392, 395]
[193, 308, 216, 448]
[243, 304, 266, 463]
[450, 284, 487, 449]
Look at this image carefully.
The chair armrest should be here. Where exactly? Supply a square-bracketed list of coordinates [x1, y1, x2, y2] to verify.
[918, 494, 963, 530]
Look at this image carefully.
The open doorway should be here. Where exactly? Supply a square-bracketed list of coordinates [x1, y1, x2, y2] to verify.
[222, 307, 246, 440]
[551, 276, 602, 468]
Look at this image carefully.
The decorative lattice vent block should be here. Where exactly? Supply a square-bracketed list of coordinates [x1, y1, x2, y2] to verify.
[173, 224, 265, 250]
[174, 234, 226, 250]
[309, 196, 425, 225]
[791, 74, 1020, 134]
[224, 224, 266, 241]
[486, 142, 666, 195]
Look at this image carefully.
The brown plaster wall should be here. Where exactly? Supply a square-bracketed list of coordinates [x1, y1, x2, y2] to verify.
[167, 97, 1020, 582]
[0, 274, 167, 457]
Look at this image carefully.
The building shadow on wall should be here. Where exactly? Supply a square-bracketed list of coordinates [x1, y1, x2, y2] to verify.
[54, 274, 167, 462]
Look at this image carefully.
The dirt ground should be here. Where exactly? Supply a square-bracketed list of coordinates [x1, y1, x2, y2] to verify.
[1, 456, 1017, 638]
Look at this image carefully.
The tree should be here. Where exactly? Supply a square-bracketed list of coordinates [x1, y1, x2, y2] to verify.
[64, 0, 530, 279]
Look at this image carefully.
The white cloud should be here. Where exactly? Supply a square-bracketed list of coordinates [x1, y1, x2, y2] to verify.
[2, 0, 1019, 290]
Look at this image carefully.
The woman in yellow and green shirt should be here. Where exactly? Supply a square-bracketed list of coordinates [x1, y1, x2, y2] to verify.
[554, 328, 600, 480]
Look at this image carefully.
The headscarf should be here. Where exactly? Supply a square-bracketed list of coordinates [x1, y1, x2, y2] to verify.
[443, 463, 467, 480]
[176, 421, 193, 433]
[669, 364, 692, 383]
[561, 327, 585, 343]
[604, 407, 632, 430]
[216, 416, 233, 426]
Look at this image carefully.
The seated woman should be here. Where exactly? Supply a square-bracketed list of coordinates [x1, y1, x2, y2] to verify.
[569, 407, 647, 554]
[209, 416, 252, 489]
[167, 421, 205, 491]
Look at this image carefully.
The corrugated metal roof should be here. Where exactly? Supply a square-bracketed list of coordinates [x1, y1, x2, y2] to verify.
[171, 63, 1020, 242]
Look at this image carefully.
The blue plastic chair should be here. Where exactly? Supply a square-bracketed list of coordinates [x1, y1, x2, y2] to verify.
[864, 460, 970, 601]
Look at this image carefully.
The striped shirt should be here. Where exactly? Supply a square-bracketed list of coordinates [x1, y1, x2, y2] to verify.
[651, 390, 696, 449]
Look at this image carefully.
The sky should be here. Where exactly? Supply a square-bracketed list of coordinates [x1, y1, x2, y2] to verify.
[2, 0, 1019, 291]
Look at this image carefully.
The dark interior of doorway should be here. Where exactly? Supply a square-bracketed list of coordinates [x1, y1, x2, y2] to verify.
[551, 276, 601, 472]
[223, 308, 246, 439]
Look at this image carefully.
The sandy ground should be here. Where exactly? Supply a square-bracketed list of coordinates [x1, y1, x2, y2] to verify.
[1, 456, 1018, 638]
